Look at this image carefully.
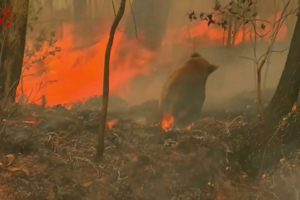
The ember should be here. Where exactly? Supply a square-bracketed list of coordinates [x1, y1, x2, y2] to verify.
[106, 119, 119, 129]
[161, 115, 174, 132]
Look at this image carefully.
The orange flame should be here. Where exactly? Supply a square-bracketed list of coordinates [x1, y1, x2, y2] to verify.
[161, 115, 174, 132]
[107, 119, 119, 129]
[18, 24, 154, 106]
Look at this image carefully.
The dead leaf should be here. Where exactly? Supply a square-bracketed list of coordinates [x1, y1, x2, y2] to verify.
[7, 167, 30, 176]
[3, 154, 15, 167]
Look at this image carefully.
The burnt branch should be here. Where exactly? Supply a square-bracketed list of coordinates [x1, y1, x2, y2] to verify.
[96, 0, 126, 161]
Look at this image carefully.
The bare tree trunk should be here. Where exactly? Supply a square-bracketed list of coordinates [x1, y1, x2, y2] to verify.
[0, 0, 29, 111]
[231, 19, 239, 46]
[256, 68, 263, 116]
[266, 16, 300, 123]
[96, 0, 126, 161]
[226, 16, 233, 47]
[125, 0, 172, 50]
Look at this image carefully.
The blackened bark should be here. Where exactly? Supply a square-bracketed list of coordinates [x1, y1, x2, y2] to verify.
[266, 17, 300, 123]
[0, 0, 10, 106]
[255, 16, 300, 174]
[0, 0, 29, 110]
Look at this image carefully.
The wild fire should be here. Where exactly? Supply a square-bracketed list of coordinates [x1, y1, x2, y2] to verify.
[18, 17, 288, 108]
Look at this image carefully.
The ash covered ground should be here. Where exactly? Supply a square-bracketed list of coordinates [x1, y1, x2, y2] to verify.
[0, 92, 300, 200]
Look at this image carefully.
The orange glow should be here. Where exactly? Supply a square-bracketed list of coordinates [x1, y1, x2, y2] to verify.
[275, 23, 288, 42]
[106, 119, 119, 129]
[168, 21, 225, 47]
[18, 24, 154, 106]
[169, 19, 288, 47]
[189, 22, 224, 44]
[161, 115, 174, 132]
[22, 119, 39, 125]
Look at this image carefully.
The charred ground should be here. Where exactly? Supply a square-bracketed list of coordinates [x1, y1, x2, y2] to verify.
[0, 92, 299, 200]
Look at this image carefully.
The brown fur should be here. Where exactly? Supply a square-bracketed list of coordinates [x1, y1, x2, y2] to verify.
[160, 53, 218, 127]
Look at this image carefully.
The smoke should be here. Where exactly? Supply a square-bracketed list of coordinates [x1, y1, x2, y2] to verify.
[120, 1, 295, 107]
[20, 0, 297, 109]
[120, 0, 297, 109]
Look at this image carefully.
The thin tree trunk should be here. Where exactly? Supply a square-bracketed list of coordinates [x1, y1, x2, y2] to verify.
[231, 20, 240, 46]
[266, 16, 300, 123]
[227, 16, 233, 47]
[96, 0, 126, 161]
[257, 68, 263, 116]
[0, 0, 29, 111]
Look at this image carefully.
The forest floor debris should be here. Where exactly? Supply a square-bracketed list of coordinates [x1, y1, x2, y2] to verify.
[0, 96, 299, 200]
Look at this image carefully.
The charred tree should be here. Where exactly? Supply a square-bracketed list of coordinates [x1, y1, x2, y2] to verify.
[266, 16, 300, 124]
[252, 15, 300, 175]
[96, 0, 126, 161]
[125, 0, 172, 50]
[0, 0, 30, 111]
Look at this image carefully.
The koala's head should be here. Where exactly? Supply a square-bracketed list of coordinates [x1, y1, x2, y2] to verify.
[207, 63, 218, 74]
[190, 52, 218, 75]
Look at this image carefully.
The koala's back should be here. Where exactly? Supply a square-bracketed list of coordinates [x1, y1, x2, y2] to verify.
[160, 53, 217, 126]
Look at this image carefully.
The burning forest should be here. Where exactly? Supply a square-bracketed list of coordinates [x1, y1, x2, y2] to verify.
[0, 0, 300, 199]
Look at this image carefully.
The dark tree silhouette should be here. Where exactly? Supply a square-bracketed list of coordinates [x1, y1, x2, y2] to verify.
[266, 16, 300, 124]
[252, 14, 300, 175]
[96, 0, 126, 161]
[0, 0, 30, 111]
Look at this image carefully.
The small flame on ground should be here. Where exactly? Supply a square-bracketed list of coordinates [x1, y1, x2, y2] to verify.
[107, 119, 119, 129]
[161, 115, 174, 132]
[22, 119, 39, 125]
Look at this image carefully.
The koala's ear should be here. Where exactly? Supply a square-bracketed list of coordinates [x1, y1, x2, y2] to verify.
[209, 64, 218, 74]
